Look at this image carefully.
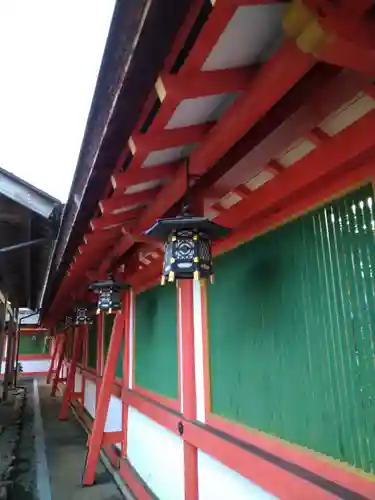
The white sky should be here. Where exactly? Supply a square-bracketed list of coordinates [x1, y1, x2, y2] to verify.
[0, 1, 115, 202]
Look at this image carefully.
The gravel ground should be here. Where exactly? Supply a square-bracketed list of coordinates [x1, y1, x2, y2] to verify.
[9, 380, 36, 500]
[0, 379, 36, 500]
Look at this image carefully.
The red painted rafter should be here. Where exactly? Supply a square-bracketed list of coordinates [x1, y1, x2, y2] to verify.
[215, 108, 375, 229]
[289, 0, 375, 76]
[83, 226, 121, 245]
[215, 154, 375, 256]
[99, 188, 161, 215]
[112, 162, 177, 192]
[157, 66, 258, 101]
[129, 123, 212, 160]
[90, 208, 142, 232]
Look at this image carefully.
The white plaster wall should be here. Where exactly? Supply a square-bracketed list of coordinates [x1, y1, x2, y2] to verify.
[198, 451, 278, 500]
[178, 285, 184, 413]
[20, 359, 50, 373]
[84, 379, 96, 418]
[127, 406, 184, 500]
[105, 395, 123, 450]
[75, 372, 82, 392]
[193, 281, 206, 422]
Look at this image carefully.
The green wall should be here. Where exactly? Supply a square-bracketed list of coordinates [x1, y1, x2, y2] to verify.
[19, 334, 48, 355]
[87, 317, 98, 370]
[103, 314, 123, 379]
[135, 285, 178, 399]
[208, 184, 375, 473]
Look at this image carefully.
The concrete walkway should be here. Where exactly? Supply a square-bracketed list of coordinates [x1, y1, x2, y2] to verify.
[36, 379, 124, 500]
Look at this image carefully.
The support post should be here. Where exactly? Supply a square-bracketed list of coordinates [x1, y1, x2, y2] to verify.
[9, 309, 18, 386]
[82, 300, 127, 486]
[0, 297, 6, 377]
[13, 315, 21, 387]
[96, 313, 104, 402]
[179, 280, 198, 500]
[51, 333, 67, 396]
[59, 326, 84, 420]
[121, 292, 131, 458]
[3, 312, 15, 401]
[46, 334, 61, 384]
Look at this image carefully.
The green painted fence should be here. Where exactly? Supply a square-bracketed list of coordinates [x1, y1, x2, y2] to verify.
[135, 285, 178, 399]
[87, 317, 98, 370]
[19, 334, 48, 355]
[103, 314, 123, 379]
[208, 183, 375, 473]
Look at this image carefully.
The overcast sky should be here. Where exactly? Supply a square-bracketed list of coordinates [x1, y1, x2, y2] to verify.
[0, 1, 115, 202]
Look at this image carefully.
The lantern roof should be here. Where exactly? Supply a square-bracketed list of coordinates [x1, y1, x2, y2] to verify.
[88, 278, 128, 293]
[145, 215, 231, 241]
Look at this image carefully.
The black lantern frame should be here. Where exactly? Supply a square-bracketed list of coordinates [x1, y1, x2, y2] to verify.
[88, 275, 128, 314]
[144, 158, 231, 284]
[145, 214, 230, 284]
[73, 305, 94, 325]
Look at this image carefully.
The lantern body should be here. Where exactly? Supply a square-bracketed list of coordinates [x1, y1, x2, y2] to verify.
[74, 308, 93, 325]
[163, 229, 212, 282]
[97, 288, 122, 314]
[145, 215, 231, 284]
[88, 278, 127, 314]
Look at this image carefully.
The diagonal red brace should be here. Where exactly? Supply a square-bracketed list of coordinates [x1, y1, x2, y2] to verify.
[59, 326, 84, 420]
[82, 302, 127, 486]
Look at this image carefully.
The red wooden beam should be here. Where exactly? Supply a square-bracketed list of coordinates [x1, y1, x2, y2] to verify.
[111, 162, 177, 192]
[99, 188, 161, 215]
[215, 108, 375, 229]
[214, 154, 375, 256]
[306, 127, 330, 146]
[90, 208, 142, 232]
[157, 66, 258, 101]
[129, 123, 212, 157]
[83, 227, 121, 245]
[288, 0, 375, 76]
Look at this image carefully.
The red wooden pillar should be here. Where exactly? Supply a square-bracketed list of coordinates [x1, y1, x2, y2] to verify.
[82, 299, 127, 486]
[51, 334, 67, 396]
[121, 291, 131, 458]
[46, 334, 61, 384]
[96, 313, 104, 402]
[179, 280, 198, 500]
[59, 326, 84, 420]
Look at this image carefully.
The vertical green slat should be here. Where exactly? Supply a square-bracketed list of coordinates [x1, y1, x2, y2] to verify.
[328, 200, 362, 467]
[344, 190, 375, 470]
[87, 317, 97, 370]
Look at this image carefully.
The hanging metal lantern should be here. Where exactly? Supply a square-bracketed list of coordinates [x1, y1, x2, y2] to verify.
[88, 275, 128, 314]
[74, 307, 94, 325]
[145, 214, 231, 284]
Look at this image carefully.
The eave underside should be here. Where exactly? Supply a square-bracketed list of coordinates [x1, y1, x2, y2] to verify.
[45, 0, 375, 321]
